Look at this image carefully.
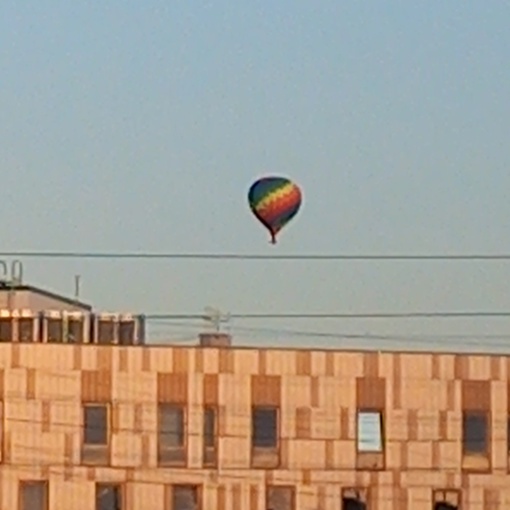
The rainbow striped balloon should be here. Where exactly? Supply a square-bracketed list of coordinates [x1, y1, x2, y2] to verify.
[248, 176, 303, 244]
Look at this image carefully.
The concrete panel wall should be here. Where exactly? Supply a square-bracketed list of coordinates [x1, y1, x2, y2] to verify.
[0, 344, 508, 509]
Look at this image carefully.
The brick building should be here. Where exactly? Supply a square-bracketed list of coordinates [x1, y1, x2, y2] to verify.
[0, 283, 506, 510]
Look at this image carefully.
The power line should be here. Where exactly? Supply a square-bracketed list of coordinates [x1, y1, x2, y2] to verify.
[148, 319, 510, 344]
[148, 320, 510, 353]
[148, 332, 510, 353]
[146, 311, 510, 320]
[3, 250, 510, 260]
[151, 318, 510, 339]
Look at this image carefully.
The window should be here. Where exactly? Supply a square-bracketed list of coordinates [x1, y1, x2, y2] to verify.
[0, 318, 13, 342]
[97, 320, 115, 344]
[266, 486, 294, 510]
[342, 499, 366, 510]
[203, 407, 216, 466]
[507, 416, 510, 453]
[84, 404, 108, 445]
[19, 481, 48, 510]
[357, 410, 383, 452]
[158, 404, 186, 464]
[341, 488, 367, 510]
[47, 318, 63, 342]
[171, 485, 199, 510]
[356, 409, 385, 469]
[96, 483, 122, 510]
[252, 407, 279, 468]
[67, 318, 83, 343]
[433, 489, 460, 510]
[159, 404, 184, 447]
[462, 412, 487, 454]
[204, 407, 215, 447]
[252, 407, 278, 448]
[118, 321, 134, 345]
[82, 404, 109, 465]
[18, 318, 33, 342]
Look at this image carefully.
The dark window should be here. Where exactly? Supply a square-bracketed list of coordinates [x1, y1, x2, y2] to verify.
[84, 405, 108, 445]
[47, 319, 63, 342]
[118, 321, 134, 345]
[19, 481, 47, 510]
[433, 489, 460, 510]
[357, 410, 383, 452]
[172, 485, 199, 510]
[462, 412, 488, 454]
[507, 416, 510, 453]
[204, 407, 215, 448]
[67, 319, 83, 343]
[252, 407, 278, 448]
[342, 499, 366, 510]
[159, 405, 185, 447]
[96, 484, 122, 510]
[0, 318, 12, 342]
[341, 488, 367, 510]
[203, 407, 216, 466]
[18, 319, 33, 342]
[266, 486, 293, 510]
[97, 320, 115, 344]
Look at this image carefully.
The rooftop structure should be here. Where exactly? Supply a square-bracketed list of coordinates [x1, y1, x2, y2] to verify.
[0, 282, 92, 312]
[0, 260, 91, 312]
[0, 263, 145, 346]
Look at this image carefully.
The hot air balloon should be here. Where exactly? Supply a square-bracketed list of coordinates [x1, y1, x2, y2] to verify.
[248, 176, 302, 244]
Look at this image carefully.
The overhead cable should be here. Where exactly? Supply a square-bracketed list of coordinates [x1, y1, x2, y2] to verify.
[2, 250, 510, 261]
[146, 311, 510, 320]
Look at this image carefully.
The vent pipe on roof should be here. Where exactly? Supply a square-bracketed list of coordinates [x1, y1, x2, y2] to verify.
[74, 275, 81, 301]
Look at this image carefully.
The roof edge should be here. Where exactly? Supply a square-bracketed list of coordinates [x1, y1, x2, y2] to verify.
[0, 284, 93, 311]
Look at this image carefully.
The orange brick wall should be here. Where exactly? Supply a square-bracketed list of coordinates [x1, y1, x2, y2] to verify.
[0, 343, 509, 509]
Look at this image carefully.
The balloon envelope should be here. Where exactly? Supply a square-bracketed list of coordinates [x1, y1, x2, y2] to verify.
[248, 176, 302, 243]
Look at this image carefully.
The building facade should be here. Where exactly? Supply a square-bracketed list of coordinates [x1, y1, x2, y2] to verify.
[0, 336, 508, 510]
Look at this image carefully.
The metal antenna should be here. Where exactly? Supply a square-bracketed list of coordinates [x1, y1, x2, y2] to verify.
[0, 261, 7, 283]
[10, 260, 23, 285]
[74, 275, 81, 300]
[203, 306, 231, 332]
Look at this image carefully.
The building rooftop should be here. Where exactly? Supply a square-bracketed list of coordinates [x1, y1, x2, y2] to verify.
[0, 282, 92, 311]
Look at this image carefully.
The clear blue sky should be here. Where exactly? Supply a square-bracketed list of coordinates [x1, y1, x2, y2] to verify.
[2, 1, 510, 351]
